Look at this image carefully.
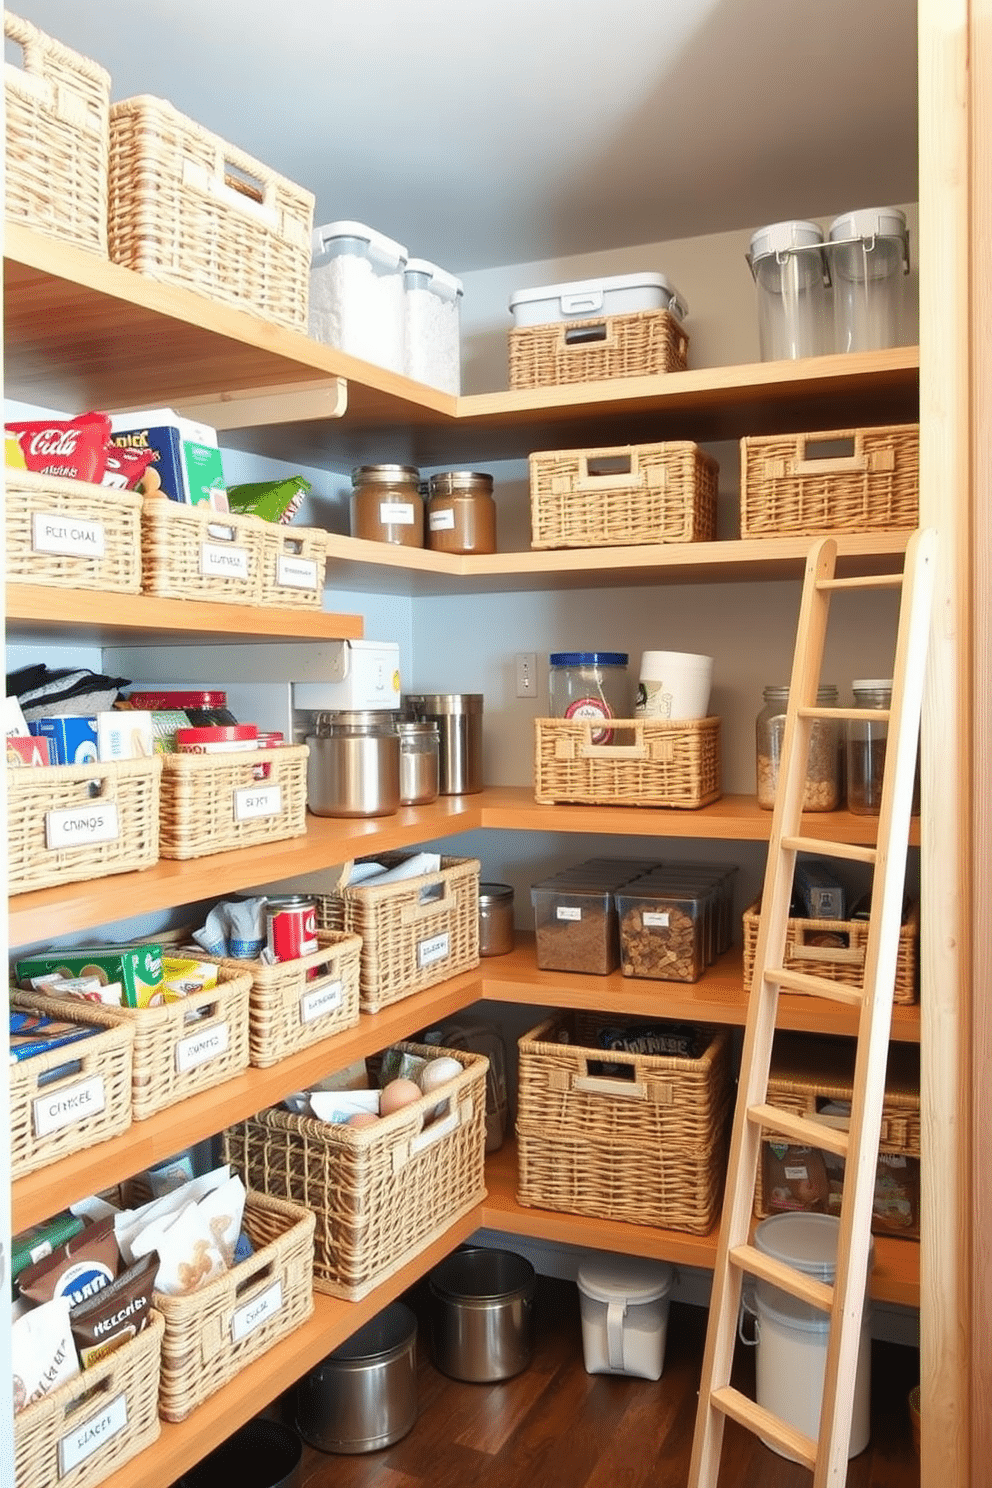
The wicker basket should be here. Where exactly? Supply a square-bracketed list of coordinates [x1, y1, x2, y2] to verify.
[315, 856, 481, 1014]
[155, 1190, 315, 1422]
[528, 441, 718, 550]
[509, 308, 689, 389]
[6, 470, 142, 592]
[739, 423, 920, 538]
[742, 896, 919, 1005]
[10, 991, 133, 1181]
[141, 498, 266, 606]
[222, 1043, 488, 1300]
[516, 1013, 732, 1234]
[533, 716, 722, 809]
[257, 523, 329, 609]
[8, 756, 162, 896]
[108, 94, 314, 331]
[199, 931, 361, 1068]
[754, 1033, 920, 1238]
[14, 1310, 162, 1488]
[157, 744, 308, 860]
[4, 11, 110, 256]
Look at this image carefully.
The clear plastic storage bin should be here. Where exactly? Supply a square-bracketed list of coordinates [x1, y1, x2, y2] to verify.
[748, 220, 830, 361]
[829, 207, 909, 353]
[404, 258, 463, 392]
[310, 220, 407, 372]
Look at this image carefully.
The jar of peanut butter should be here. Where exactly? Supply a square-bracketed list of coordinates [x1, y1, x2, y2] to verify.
[350, 464, 424, 547]
[426, 470, 496, 554]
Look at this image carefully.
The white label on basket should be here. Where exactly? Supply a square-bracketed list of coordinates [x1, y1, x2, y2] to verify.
[58, 1391, 129, 1475]
[45, 803, 120, 850]
[417, 931, 450, 969]
[200, 541, 250, 580]
[643, 910, 671, 928]
[175, 1021, 230, 1073]
[276, 554, 319, 590]
[428, 509, 456, 531]
[233, 783, 282, 821]
[231, 1279, 283, 1343]
[31, 511, 106, 558]
[33, 1075, 106, 1137]
[556, 906, 582, 922]
[300, 980, 343, 1024]
[784, 1164, 810, 1181]
[379, 500, 415, 525]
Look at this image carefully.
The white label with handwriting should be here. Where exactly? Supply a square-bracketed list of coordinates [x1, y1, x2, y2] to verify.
[32, 512, 106, 558]
[417, 932, 450, 969]
[231, 1280, 283, 1342]
[643, 911, 672, 928]
[556, 906, 582, 922]
[58, 1392, 128, 1474]
[277, 554, 319, 591]
[233, 783, 282, 821]
[200, 542, 249, 580]
[33, 1076, 105, 1137]
[300, 980, 343, 1025]
[45, 803, 120, 850]
[175, 1021, 230, 1073]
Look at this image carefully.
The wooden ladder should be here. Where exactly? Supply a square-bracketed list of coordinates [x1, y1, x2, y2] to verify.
[688, 528, 936, 1488]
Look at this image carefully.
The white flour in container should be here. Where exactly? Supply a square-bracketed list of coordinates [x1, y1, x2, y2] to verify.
[309, 222, 407, 372]
[404, 259, 463, 393]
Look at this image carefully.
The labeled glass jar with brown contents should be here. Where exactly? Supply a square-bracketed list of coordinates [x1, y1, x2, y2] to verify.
[756, 683, 840, 811]
[426, 471, 497, 554]
[350, 464, 424, 547]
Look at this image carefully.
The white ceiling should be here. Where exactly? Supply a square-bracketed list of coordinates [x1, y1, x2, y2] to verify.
[7, 0, 918, 274]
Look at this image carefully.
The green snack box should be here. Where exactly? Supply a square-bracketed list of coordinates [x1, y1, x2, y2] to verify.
[16, 944, 164, 1009]
[12, 1211, 85, 1280]
[226, 475, 311, 525]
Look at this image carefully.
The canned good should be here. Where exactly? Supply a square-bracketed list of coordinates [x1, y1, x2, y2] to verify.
[175, 724, 259, 754]
[265, 895, 317, 961]
[126, 689, 240, 727]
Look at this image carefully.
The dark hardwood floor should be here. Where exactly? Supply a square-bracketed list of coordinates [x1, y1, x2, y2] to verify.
[279, 1275, 921, 1488]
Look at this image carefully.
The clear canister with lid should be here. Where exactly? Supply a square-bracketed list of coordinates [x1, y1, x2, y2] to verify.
[828, 207, 909, 354]
[846, 679, 891, 815]
[396, 719, 440, 806]
[747, 220, 830, 361]
[549, 652, 630, 744]
[756, 684, 840, 811]
[426, 471, 497, 554]
[350, 464, 424, 547]
[478, 882, 515, 957]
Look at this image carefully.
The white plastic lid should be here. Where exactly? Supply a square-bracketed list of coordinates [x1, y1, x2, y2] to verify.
[852, 678, 893, 691]
[312, 220, 408, 267]
[577, 1253, 674, 1305]
[829, 207, 907, 243]
[404, 257, 464, 297]
[754, 1212, 875, 1280]
[749, 220, 824, 261]
[508, 271, 687, 321]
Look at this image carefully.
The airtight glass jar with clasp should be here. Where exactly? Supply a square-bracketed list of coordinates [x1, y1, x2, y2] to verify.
[426, 471, 497, 554]
[755, 684, 840, 811]
[350, 464, 424, 547]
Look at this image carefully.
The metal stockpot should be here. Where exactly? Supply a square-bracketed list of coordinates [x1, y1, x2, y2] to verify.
[403, 693, 483, 795]
[295, 1302, 418, 1455]
[428, 1246, 535, 1382]
[306, 710, 400, 817]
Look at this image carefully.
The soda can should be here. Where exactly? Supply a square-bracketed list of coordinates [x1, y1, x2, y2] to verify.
[265, 895, 317, 961]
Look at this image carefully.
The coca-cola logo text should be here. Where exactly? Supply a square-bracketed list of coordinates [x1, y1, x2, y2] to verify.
[27, 428, 81, 456]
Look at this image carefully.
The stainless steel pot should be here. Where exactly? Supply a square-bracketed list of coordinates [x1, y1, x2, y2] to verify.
[306, 710, 400, 817]
[428, 1246, 535, 1382]
[295, 1302, 418, 1455]
[403, 693, 483, 795]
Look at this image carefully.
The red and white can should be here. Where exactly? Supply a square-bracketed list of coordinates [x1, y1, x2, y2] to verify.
[265, 895, 317, 961]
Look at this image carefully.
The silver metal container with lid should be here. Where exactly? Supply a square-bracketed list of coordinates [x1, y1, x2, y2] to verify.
[396, 719, 440, 805]
[478, 882, 515, 957]
[306, 709, 400, 818]
[403, 693, 483, 795]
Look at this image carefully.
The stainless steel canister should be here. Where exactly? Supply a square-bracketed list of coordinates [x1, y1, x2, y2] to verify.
[306, 710, 400, 817]
[428, 1247, 535, 1382]
[396, 719, 439, 805]
[403, 693, 483, 795]
[295, 1302, 418, 1455]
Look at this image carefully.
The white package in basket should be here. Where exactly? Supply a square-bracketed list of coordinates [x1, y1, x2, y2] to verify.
[309, 219, 407, 372]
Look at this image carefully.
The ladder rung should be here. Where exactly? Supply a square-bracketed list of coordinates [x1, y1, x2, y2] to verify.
[765, 966, 865, 1005]
[816, 573, 903, 592]
[729, 1242, 835, 1313]
[782, 834, 878, 865]
[747, 1102, 851, 1157]
[710, 1386, 817, 1470]
[799, 705, 891, 723]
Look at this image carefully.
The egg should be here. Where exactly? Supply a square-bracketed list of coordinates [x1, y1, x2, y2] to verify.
[347, 1111, 380, 1128]
[379, 1078, 423, 1116]
[419, 1056, 463, 1093]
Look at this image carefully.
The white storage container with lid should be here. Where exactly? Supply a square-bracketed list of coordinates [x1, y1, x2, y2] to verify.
[747, 220, 830, 361]
[509, 271, 687, 328]
[309, 220, 408, 372]
[404, 257, 463, 393]
[828, 206, 910, 353]
[577, 1253, 674, 1380]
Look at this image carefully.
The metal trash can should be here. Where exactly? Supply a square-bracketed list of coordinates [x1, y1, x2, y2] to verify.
[295, 1301, 418, 1454]
[428, 1246, 535, 1382]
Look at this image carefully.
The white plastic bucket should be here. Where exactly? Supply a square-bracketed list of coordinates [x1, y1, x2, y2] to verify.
[635, 650, 713, 721]
[744, 1213, 872, 1461]
[577, 1253, 673, 1380]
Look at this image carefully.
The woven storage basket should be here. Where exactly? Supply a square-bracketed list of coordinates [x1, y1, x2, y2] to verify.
[199, 931, 361, 1068]
[315, 855, 481, 1013]
[257, 523, 329, 609]
[742, 895, 919, 1005]
[516, 1013, 732, 1234]
[739, 423, 920, 538]
[509, 308, 689, 389]
[222, 1042, 488, 1300]
[157, 743, 308, 860]
[4, 10, 110, 256]
[533, 716, 722, 809]
[9, 990, 133, 1181]
[141, 498, 266, 606]
[6, 470, 142, 592]
[8, 755, 162, 895]
[155, 1190, 315, 1422]
[14, 1309, 162, 1488]
[528, 440, 718, 550]
[754, 1033, 921, 1238]
[108, 94, 314, 331]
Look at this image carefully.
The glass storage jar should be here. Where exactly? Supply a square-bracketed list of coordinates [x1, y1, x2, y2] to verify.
[756, 684, 840, 811]
[350, 464, 424, 547]
[549, 652, 630, 745]
[846, 679, 891, 815]
[478, 882, 515, 957]
[427, 471, 497, 554]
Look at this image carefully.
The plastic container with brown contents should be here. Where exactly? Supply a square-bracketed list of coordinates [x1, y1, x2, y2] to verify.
[350, 464, 424, 547]
[427, 471, 497, 554]
[616, 883, 709, 983]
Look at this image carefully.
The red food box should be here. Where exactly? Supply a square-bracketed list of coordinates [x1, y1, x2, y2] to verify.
[7, 735, 51, 767]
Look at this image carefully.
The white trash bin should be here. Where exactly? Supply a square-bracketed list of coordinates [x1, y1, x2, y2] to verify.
[577, 1253, 674, 1380]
